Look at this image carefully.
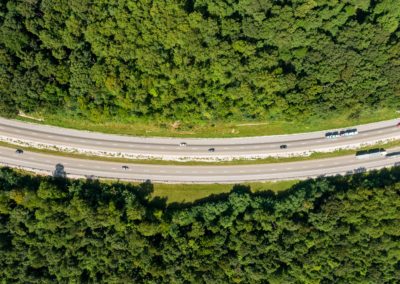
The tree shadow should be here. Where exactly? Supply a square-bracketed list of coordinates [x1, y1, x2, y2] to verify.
[53, 163, 66, 178]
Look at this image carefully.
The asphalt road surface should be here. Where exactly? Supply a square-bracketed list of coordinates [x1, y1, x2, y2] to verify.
[1, 146, 399, 183]
[0, 118, 399, 160]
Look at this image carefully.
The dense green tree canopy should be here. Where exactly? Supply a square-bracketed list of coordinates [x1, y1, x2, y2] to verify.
[1, 0, 400, 121]
[1, 167, 400, 282]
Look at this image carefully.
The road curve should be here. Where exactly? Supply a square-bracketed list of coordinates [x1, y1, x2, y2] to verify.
[1, 146, 399, 183]
[0, 118, 399, 161]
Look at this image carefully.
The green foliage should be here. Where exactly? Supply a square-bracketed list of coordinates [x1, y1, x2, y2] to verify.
[0, 0, 400, 122]
[1, 167, 400, 282]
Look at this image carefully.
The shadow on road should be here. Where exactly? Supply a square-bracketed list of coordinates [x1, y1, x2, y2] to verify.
[53, 163, 66, 178]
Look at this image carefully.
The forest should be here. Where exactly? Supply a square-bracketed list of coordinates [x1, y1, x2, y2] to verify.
[1, 0, 400, 121]
[1, 167, 400, 282]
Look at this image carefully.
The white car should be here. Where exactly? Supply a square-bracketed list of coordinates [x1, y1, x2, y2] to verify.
[179, 142, 187, 147]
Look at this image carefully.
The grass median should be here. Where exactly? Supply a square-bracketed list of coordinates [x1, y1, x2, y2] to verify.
[2, 139, 400, 166]
[17, 107, 398, 138]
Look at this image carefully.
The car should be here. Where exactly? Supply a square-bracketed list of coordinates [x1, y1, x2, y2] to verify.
[332, 131, 340, 138]
[280, 144, 287, 149]
[179, 142, 187, 147]
[15, 149, 24, 154]
[339, 130, 346, 137]
[397, 122, 400, 128]
[325, 132, 333, 139]
[348, 128, 358, 135]
[208, 148, 215, 152]
[122, 165, 129, 170]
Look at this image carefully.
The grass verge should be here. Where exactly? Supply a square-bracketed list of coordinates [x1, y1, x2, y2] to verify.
[149, 180, 300, 203]
[17, 107, 398, 138]
[5, 166, 299, 203]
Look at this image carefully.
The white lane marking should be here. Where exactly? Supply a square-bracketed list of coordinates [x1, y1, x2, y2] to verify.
[112, 143, 118, 146]
[270, 169, 277, 171]
[207, 171, 214, 174]
[286, 167, 292, 170]
[95, 142, 102, 145]
[191, 171, 198, 174]
[111, 167, 117, 170]
[46, 135, 54, 138]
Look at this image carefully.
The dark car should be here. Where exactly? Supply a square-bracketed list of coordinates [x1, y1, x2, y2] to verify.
[397, 122, 400, 128]
[208, 148, 215, 152]
[280, 144, 287, 149]
[122, 165, 129, 170]
[15, 149, 24, 154]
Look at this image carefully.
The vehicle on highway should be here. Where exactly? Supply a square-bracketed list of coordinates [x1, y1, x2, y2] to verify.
[356, 148, 387, 159]
[15, 149, 24, 154]
[280, 144, 287, 149]
[326, 128, 358, 138]
[179, 142, 187, 147]
[397, 122, 400, 128]
[325, 131, 340, 139]
[386, 151, 400, 158]
[346, 128, 358, 136]
[395, 162, 400, 167]
[208, 148, 215, 152]
[122, 165, 129, 170]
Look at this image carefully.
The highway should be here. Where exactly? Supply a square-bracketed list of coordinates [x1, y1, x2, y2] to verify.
[1, 146, 399, 183]
[0, 118, 399, 161]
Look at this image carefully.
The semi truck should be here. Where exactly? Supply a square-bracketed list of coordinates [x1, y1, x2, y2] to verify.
[355, 148, 387, 159]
